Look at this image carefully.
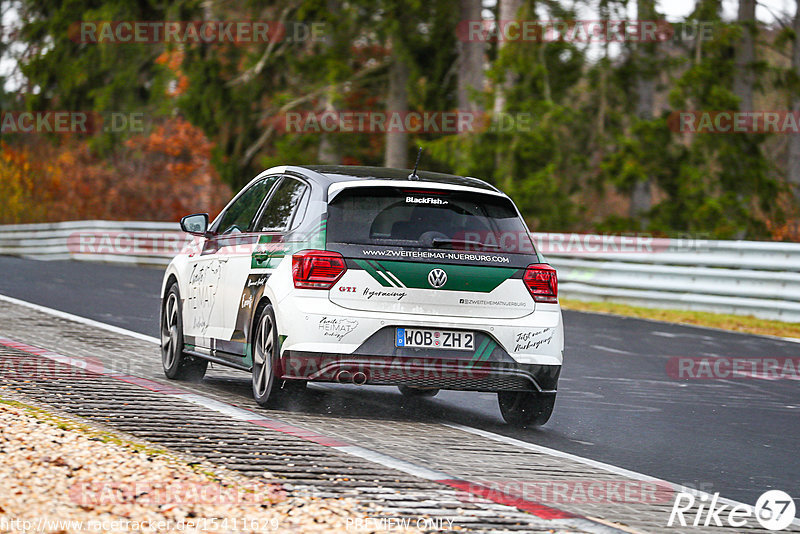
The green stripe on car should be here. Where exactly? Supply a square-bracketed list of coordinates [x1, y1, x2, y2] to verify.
[369, 260, 516, 292]
[354, 259, 392, 287]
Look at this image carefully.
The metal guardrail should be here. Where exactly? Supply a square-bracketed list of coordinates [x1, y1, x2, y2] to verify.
[1, 221, 799, 322]
[538, 233, 800, 323]
[0, 220, 184, 267]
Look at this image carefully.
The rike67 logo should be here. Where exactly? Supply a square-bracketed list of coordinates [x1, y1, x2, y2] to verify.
[668, 490, 796, 531]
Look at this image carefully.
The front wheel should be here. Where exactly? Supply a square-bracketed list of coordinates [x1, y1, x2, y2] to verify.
[497, 391, 555, 427]
[252, 304, 279, 407]
[161, 284, 207, 381]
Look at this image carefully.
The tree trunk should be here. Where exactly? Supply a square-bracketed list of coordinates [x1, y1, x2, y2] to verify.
[457, 0, 485, 116]
[492, 0, 522, 117]
[789, 0, 800, 198]
[635, 0, 655, 120]
[317, 93, 339, 164]
[629, 0, 657, 219]
[733, 0, 755, 112]
[597, 41, 608, 137]
[693, 0, 721, 63]
[384, 57, 409, 168]
[493, 0, 522, 189]
[317, 0, 340, 164]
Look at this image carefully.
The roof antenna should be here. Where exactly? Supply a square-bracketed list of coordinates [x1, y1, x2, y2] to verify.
[408, 147, 423, 180]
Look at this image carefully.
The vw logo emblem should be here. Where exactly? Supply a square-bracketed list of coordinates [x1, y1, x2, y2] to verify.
[428, 268, 447, 289]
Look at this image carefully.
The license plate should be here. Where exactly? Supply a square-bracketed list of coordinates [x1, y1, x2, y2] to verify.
[395, 328, 474, 350]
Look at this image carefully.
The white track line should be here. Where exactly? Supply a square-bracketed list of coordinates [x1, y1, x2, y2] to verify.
[444, 423, 800, 527]
[2, 292, 797, 528]
[177, 394, 454, 481]
[0, 294, 160, 345]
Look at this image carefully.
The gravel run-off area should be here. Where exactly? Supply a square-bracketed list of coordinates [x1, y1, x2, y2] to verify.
[0, 399, 419, 533]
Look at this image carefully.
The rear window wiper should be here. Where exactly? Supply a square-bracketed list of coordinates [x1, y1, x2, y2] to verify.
[432, 238, 502, 250]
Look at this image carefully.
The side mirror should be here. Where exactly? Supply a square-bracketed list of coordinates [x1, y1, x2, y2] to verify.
[180, 213, 209, 236]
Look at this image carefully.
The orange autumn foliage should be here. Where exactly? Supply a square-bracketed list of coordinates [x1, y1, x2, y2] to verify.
[767, 218, 800, 242]
[0, 118, 230, 224]
[764, 193, 800, 242]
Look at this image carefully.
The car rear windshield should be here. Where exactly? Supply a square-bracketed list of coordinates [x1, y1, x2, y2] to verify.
[326, 187, 536, 254]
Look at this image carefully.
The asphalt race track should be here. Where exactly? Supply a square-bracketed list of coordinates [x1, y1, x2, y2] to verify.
[0, 255, 797, 507]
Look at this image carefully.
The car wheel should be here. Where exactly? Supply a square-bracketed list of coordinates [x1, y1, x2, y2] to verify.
[497, 391, 555, 427]
[161, 284, 208, 381]
[252, 304, 279, 407]
[398, 386, 439, 398]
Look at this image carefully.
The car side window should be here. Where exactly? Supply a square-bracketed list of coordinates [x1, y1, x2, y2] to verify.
[254, 178, 308, 232]
[289, 186, 310, 229]
[216, 177, 277, 234]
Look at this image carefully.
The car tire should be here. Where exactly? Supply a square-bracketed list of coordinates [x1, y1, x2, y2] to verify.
[398, 386, 439, 398]
[252, 303, 280, 407]
[161, 283, 208, 381]
[497, 391, 555, 427]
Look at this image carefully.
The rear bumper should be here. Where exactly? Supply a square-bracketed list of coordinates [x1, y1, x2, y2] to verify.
[280, 351, 560, 392]
[276, 292, 565, 367]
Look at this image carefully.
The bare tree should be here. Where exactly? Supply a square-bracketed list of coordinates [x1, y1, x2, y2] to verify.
[630, 0, 656, 218]
[492, 0, 522, 186]
[790, 0, 800, 198]
[635, 0, 655, 121]
[457, 0, 485, 115]
[492, 0, 522, 117]
[317, 0, 340, 165]
[384, 56, 409, 168]
[733, 0, 756, 112]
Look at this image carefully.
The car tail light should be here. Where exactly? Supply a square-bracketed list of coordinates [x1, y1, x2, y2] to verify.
[292, 250, 347, 289]
[523, 264, 558, 303]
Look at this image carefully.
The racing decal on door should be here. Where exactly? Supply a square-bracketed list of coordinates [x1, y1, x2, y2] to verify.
[187, 258, 227, 334]
[223, 272, 273, 359]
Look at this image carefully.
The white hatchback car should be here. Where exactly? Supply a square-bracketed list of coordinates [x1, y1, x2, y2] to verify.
[161, 165, 563, 426]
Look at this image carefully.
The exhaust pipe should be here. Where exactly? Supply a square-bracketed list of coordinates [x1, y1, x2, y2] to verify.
[352, 372, 367, 385]
[336, 370, 352, 383]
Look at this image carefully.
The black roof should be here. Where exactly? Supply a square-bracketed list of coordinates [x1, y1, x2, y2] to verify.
[298, 165, 499, 192]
